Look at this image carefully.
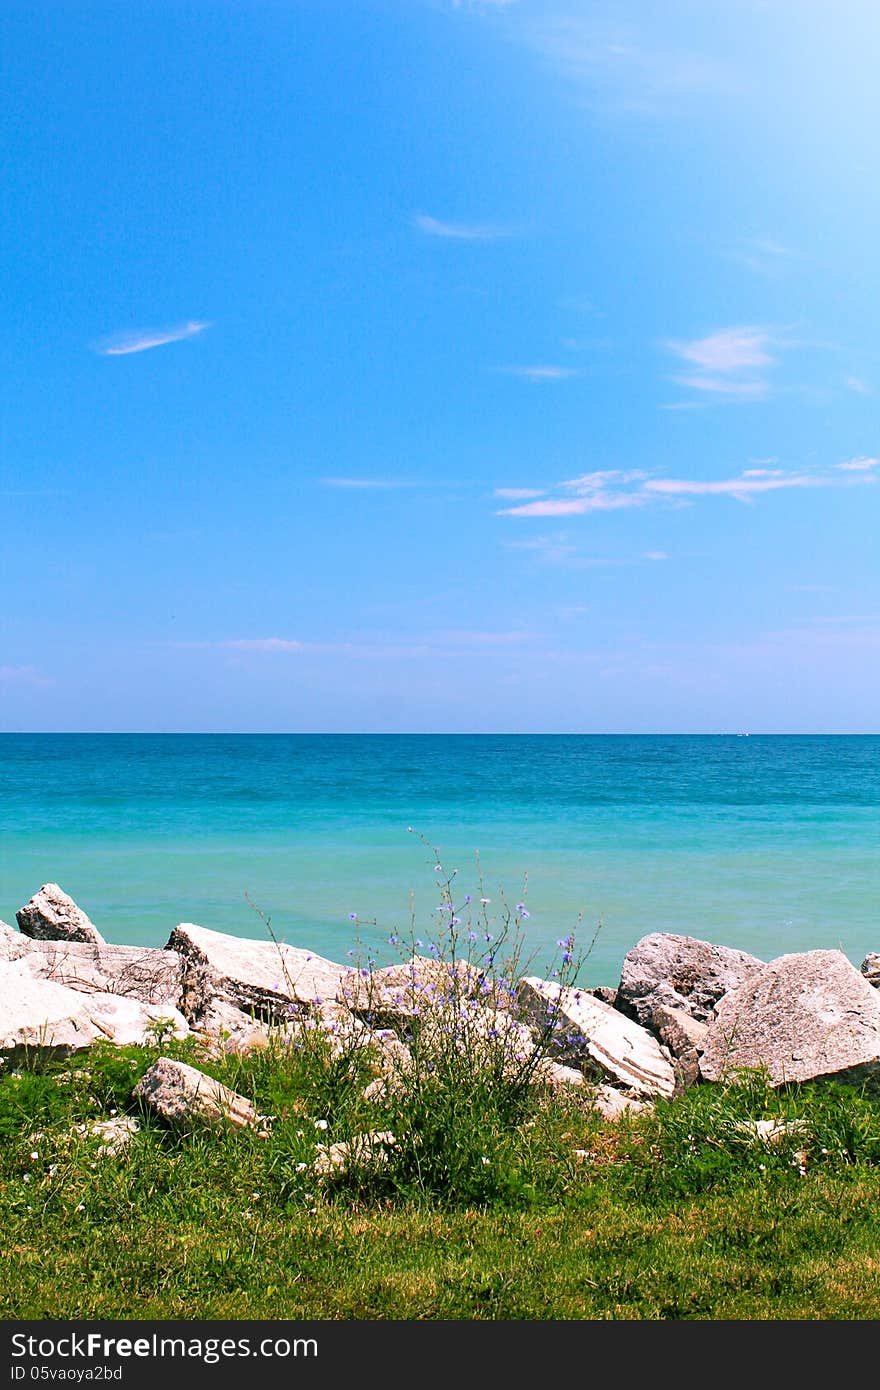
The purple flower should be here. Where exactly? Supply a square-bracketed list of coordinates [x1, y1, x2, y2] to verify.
[434, 864, 443, 872]
[464, 894, 472, 905]
[468, 931, 477, 941]
[348, 912, 358, 921]
[517, 904, 530, 918]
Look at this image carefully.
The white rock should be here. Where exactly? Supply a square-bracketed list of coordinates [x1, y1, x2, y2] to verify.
[313, 1130, 398, 1178]
[166, 922, 350, 1022]
[651, 1004, 708, 1092]
[16, 884, 105, 945]
[84, 994, 189, 1047]
[0, 934, 184, 1008]
[590, 1085, 649, 1121]
[517, 976, 676, 1099]
[133, 1055, 265, 1132]
[73, 1116, 141, 1156]
[700, 949, 880, 1086]
[618, 932, 765, 1026]
[531, 1059, 586, 1090]
[0, 961, 97, 1056]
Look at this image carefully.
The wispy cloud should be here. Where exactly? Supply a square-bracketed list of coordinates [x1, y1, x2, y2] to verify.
[505, 532, 579, 563]
[497, 457, 877, 519]
[644, 473, 820, 501]
[496, 365, 580, 382]
[97, 320, 211, 357]
[731, 237, 799, 277]
[836, 456, 879, 472]
[493, 487, 546, 500]
[221, 638, 303, 653]
[666, 325, 777, 400]
[0, 664, 54, 687]
[563, 469, 649, 492]
[673, 375, 769, 399]
[413, 213, 508, 241]
[644, 550, 668, 561]
[671, 327, 774, 373]
[498, 494, 644, 517]
[498, 468, 649, 517]
[845, 376, 872, 395]
[523, 17, 737, 117]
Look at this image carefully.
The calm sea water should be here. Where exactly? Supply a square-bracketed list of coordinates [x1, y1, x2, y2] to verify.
[1, 735, 878, 985]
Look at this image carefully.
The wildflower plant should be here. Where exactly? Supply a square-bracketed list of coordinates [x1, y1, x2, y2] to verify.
[296, 830, 592, 1205]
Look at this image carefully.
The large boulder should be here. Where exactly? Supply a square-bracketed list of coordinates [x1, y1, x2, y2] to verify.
[517, 977, 676, 1099]
[618, 933, 765, 1027]
[16, 884, 105, 945]
[133, 1056, 264, 1132]
[0, 961, 97, 1056]
[165, 922, 350, 1024]
[700, 949, 880, 1087]
[0, 934, 184, 1008]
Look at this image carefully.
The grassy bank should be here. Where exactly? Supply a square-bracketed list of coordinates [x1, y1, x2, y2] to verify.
[2, 1035, 879, 1321]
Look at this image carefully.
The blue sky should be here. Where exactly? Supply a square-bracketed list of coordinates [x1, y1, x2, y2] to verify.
[2, 0, 879, 732]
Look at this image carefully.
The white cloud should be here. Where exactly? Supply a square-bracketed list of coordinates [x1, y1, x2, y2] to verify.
[644, 550, 668, 561]
[562, 468, 648, 493]
[497, 456, 877, 520]
[845, 376, 871, 395]
[498, 493, 647, 517]
[413, 213, 508, 240]
[669, 326, 773, 373]
[98, 320, 211, 356]
[497, 365, 580, 381]
[644, 473, 819, 501]
[836, 456, 879, 472]
[666, 326, 778, 400]
[493, 487, 546, 499]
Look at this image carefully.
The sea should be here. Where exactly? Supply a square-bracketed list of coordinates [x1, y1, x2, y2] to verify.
[1, 734, 878, 986]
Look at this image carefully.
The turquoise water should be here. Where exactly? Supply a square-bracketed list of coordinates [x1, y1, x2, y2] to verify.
[1, 735, 878, 986]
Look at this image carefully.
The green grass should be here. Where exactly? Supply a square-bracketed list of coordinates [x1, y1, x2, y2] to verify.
[2, 1036, 879, 1320]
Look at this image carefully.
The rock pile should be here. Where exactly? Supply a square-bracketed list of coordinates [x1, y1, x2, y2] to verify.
[2, 885, 878, 1134]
